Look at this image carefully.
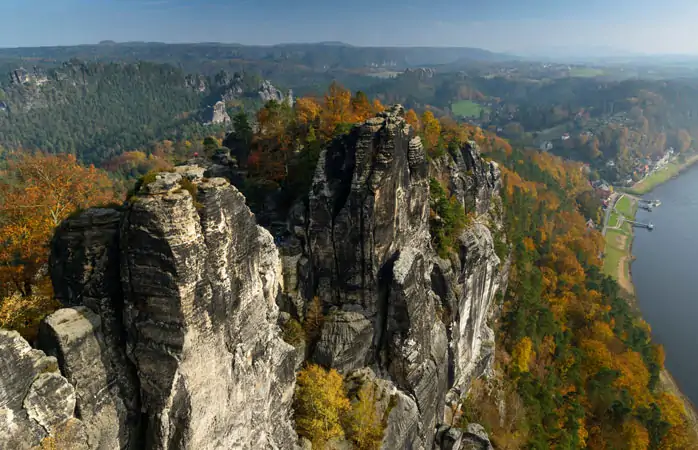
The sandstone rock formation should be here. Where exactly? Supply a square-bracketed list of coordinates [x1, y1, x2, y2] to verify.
[22, 168, 297, 449]
[0, 329, 88, 450]
[259, 79, 293, 105]
[2, 106, 506, 450]
[120, 173, 296, 449]
[281, 105, 506, 447]
[204, 100, 231, 125]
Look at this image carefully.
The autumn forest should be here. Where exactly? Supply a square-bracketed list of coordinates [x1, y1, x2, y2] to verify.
[2, 41, 698, 449]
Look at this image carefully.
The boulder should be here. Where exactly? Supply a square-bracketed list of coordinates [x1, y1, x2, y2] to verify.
[313, 311, 373, 372]
[0, 330, 87, 449]
[38, 307, 140, 449]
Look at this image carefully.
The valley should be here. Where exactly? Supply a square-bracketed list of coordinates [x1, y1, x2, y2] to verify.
[1, 40, 698, 449]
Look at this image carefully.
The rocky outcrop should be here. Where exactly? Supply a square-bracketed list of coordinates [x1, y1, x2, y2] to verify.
[435, 423, 494, 450]
[204, 100, 231, 125]
[0, 329, 88, 449]
[38, 307, 140, 450]
[120, 173, 296, 449]
[259, 80, 293, 105]
[46, 207, 142, 449]
[2, 105, 505, 450]
[34, 168, 298, 449]
[283, 105, 505, 447]
[345, 368, 424, 449]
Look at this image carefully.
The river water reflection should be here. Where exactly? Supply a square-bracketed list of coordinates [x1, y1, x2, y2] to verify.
[632, 165, 698, 404]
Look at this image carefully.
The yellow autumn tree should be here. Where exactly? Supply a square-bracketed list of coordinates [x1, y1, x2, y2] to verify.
[421, 111, 441, 151]
[622, 419, 650, 450]
[344, 384, 385, 450]
[304, 296, 324, 341]
[320, 82, 352, 138]
[657, 392, 692, 449]
[511, 337, 534, 373]
[294, 364, 351, 447]
[405, 109, 420, 131]
[295, 97, 321, 127]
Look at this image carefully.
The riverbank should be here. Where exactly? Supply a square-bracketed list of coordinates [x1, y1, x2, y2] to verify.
[603, 191, 698, 439]
[660, 369, 698, 438]
[602, 194, 637, 294]
[627, 153, 698, 195]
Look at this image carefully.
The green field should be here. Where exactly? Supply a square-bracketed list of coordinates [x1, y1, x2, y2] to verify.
[451, 100, 488, 118]
[602, 195, 636, 285]
[603, 230, 627, 277]
[615, 195, 633, 217]
[569, 67, 605, 78]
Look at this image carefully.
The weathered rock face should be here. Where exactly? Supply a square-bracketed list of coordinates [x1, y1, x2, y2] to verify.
[259, 80, 292, 105]
[2, 105, 506, 450]
[120, 173, 296, 449]
[204, 100, 231, 125]
[283, 105, 505, 448]
[38, 307, 140, 450]
[46, 207, 141, 449]
[36, 169, 298, 450]
[0, 329, 88, 450]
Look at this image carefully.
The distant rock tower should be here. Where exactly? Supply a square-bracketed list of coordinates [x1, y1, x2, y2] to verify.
[204, 100, 231, 125]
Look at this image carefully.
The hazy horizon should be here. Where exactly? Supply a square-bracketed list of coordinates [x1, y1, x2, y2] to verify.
[3, 0, 698, 56]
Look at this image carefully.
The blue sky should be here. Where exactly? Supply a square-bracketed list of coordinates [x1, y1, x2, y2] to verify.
[1, 0, 698, 54]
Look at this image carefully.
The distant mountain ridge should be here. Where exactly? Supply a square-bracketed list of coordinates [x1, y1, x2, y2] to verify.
[0, 41, 518, 72]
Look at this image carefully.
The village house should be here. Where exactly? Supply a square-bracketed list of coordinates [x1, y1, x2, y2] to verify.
[540, 141, 553, 152]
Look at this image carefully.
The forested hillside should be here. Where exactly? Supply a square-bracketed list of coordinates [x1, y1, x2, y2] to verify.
[466, 143, 694, 448]
[1, 78, 695, 448]
[0, 61, 207, 162]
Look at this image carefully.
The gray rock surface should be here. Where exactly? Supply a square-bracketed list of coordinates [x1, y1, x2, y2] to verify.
[259, 80, 286, 104]
[434, 423, 494, 450]
[38, 307, 139, 449]
[38, 167, 298, 449]
[345, 368, 424, 449]
[204, 100, 231, 125]
[0, 329, 87, 449]
[314, 311, 373, 372]
[282, 105, 504, 448]
[48, 207, 141, 449]
[119, 172, 296, 449]
[23, 372, 77, 434]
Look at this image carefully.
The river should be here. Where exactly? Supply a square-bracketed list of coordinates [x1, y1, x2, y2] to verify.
[632, 165, 698, 405]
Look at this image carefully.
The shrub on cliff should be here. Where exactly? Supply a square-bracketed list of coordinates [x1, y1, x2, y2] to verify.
[281, 318, 305, 348]
[0, 292, 60, 342]
[343, 384, 385, 450]
[429, 177, 469, 258]
[303, 296, 324, 343]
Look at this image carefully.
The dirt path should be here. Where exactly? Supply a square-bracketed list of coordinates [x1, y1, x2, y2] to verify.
[614, 234, 634, 294]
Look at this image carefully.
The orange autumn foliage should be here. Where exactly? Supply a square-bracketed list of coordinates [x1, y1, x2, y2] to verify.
[405, 109, 420, 130]
[0, 152, 115, 297]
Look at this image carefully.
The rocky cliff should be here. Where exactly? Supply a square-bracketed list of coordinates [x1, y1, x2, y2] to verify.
[204, 100, 231, 125]
[280, 106, 506, 448]
[1, 106, 506, 450]
[2, 169, 297, 449]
